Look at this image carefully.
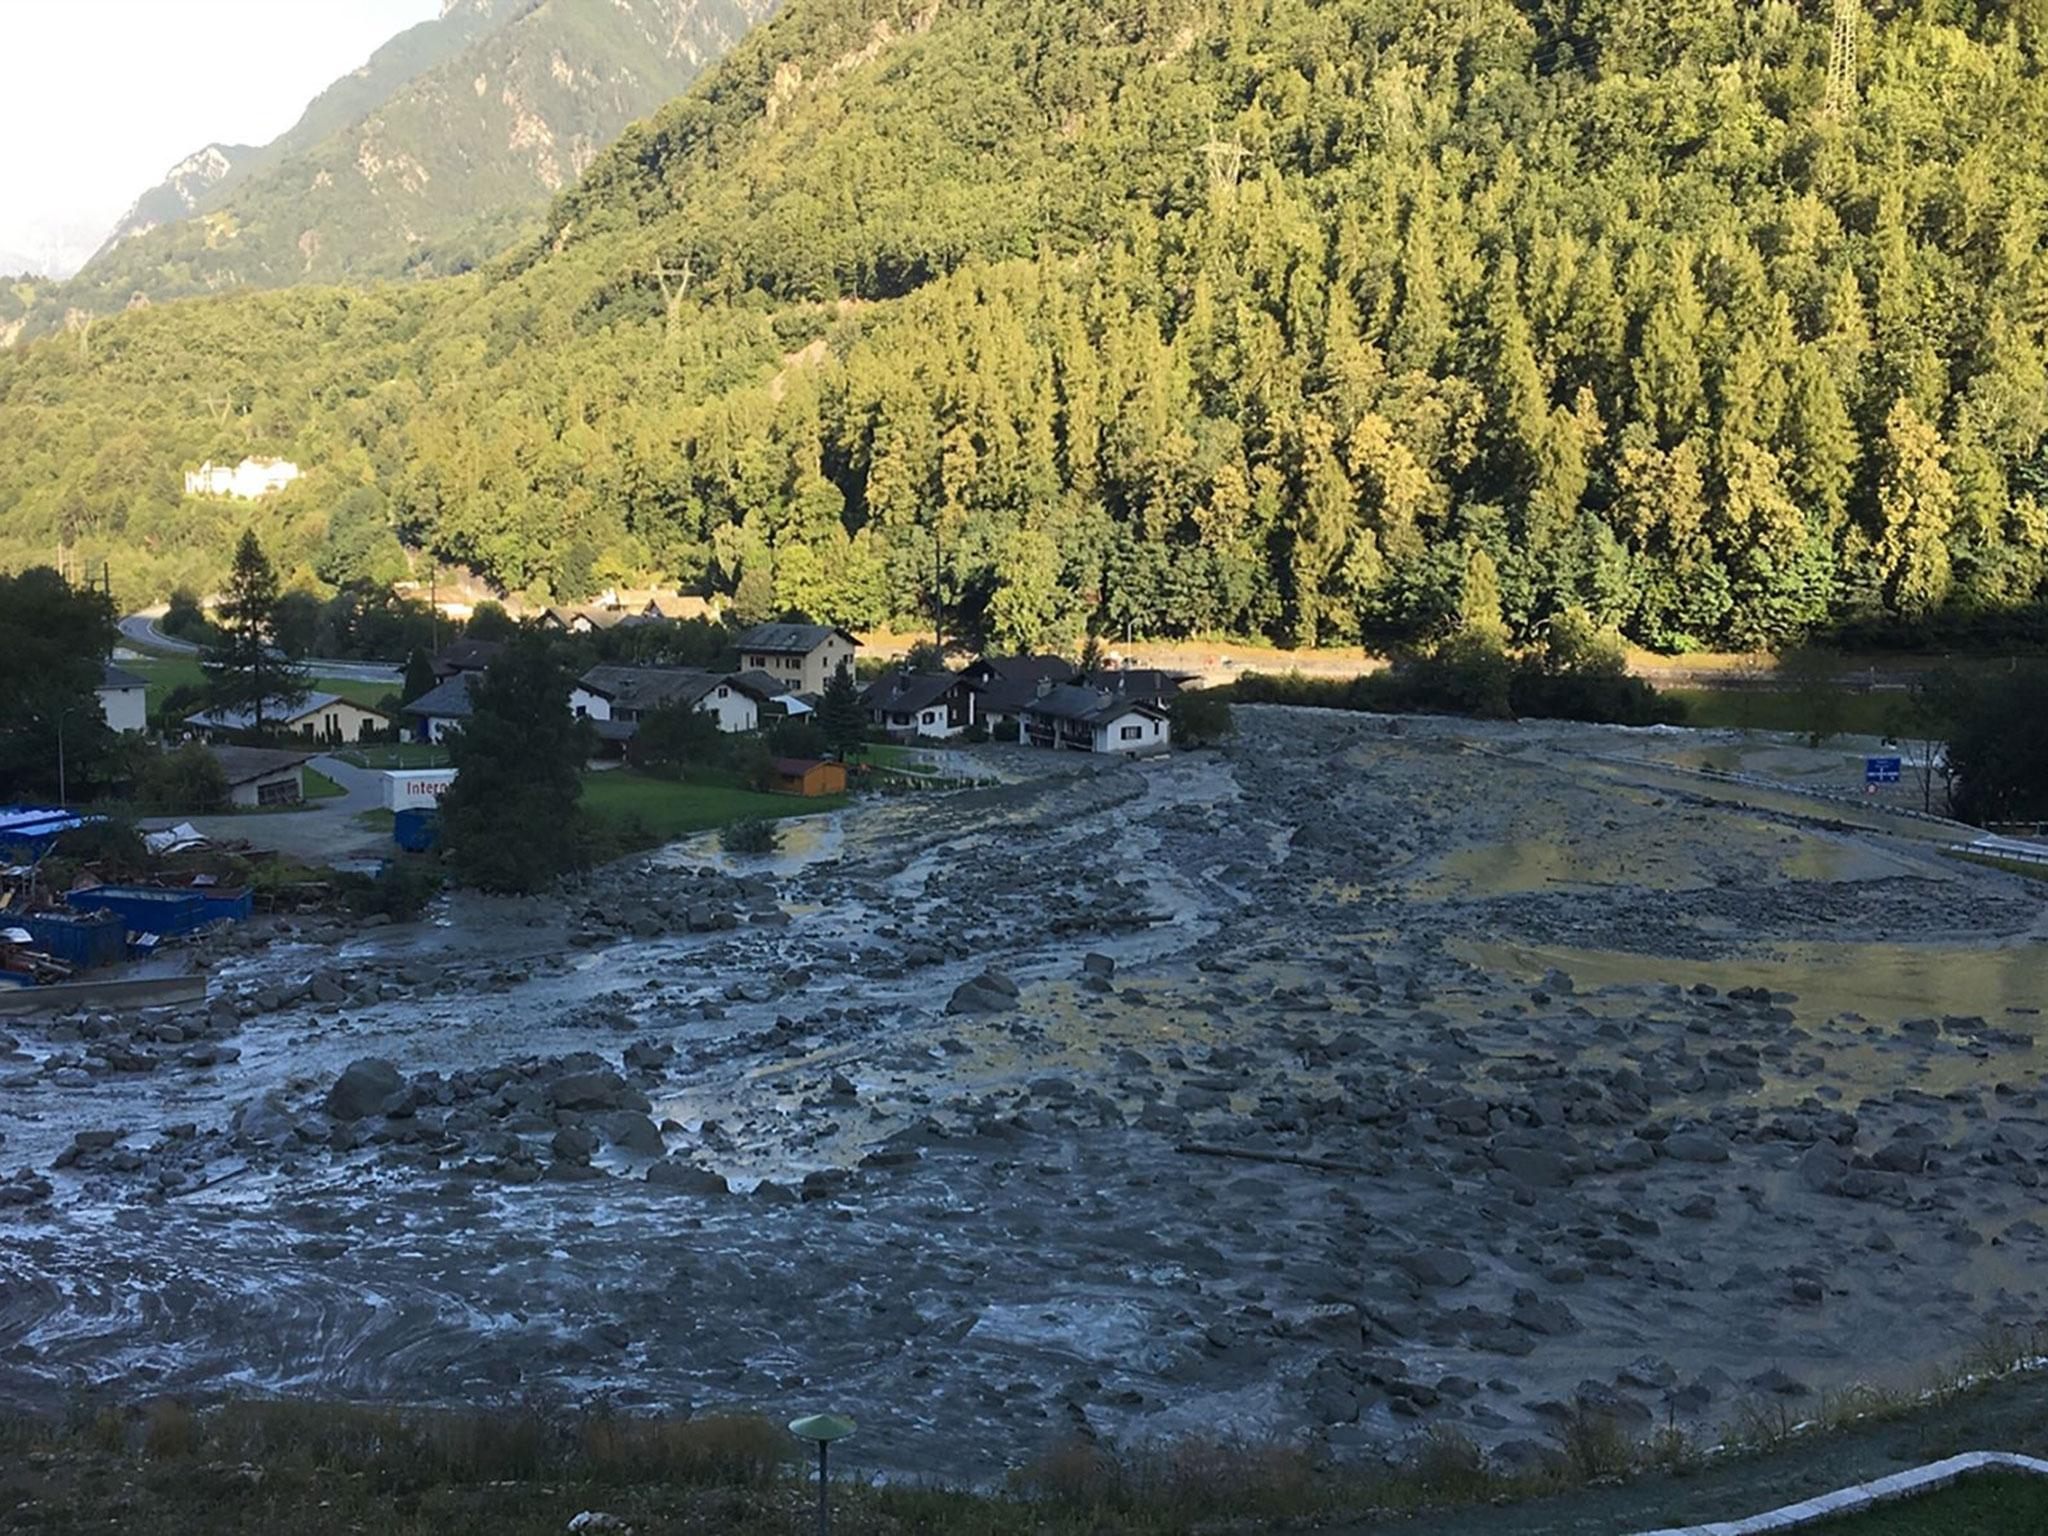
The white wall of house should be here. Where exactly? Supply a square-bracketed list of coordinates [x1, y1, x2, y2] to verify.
[570, 686, 612, 722]
[423, 714, 465, 744]
[284, 700, 387, 743]
[1093, 711, 1170, 754]
[698, 685, 758, 734]
[227, 768, 303, 808]
[97, 684, 147, 735]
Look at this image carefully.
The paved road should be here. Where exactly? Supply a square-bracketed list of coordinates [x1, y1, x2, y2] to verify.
[138, 754, 393, 867]
[120, 609, 404, 686]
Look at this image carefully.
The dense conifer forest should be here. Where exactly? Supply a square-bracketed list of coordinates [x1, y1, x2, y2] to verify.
[6, 0, 2048, 653]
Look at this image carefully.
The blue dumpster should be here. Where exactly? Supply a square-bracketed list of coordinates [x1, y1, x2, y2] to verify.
[19, 910, 127, 970]
[64, 885, 210, 936]
[394, 808, 441, 852]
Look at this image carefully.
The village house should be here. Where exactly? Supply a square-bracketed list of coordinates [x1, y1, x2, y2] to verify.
[536, 605, 625, 635]
[429, 638, 505, 681]
[960, 654, 1077, 727]
[1085, 667, 1192, 709]
[1019, 684, 1172, 756]
[183, 457, 302, 500]
[861, 670, 979, 739]
[571, 666, 765, 734]
[184, 692, 390, 744]
[401, 673, 478, 743]
[204, 745, 314, 808]
[96, 663, 148, 734]
[736, 623, 861, 697]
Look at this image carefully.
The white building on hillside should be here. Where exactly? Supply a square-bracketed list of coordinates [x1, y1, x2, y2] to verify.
[184, 457, 302, 499]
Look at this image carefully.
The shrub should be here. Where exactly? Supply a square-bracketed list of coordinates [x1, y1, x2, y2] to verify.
[135, 744, 229, 814]
[721, 817, 780, 855]
[340, 860, 442, 920]
[51, 818, 149, 877]
[1169, 688, 1235, 746]
[161, 589, 214, 643]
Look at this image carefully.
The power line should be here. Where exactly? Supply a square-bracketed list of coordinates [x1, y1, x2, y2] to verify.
[1825, 0, 1860, 118]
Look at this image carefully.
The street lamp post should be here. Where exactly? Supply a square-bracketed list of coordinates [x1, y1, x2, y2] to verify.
[787, 1413, 855, 1536]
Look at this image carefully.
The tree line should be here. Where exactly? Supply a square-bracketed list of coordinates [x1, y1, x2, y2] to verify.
[5, 0, 2048, 657]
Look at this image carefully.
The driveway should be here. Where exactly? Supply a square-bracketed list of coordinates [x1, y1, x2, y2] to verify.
[140, 755, 393, 867]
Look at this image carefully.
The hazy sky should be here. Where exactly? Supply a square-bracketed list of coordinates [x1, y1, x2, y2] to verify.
[0, 0, 440, 274]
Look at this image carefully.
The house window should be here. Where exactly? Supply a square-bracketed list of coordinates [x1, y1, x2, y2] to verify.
[718, 687, 728, 698]
[1121, 725, 1144, 741]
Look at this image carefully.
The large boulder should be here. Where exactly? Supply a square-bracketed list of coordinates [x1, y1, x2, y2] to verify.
[1395, 1247, 1475, 1288]
[548, 1070, 649, 1113]
[1661, 1129, 1732, 1164]
[325, 1058, 406, 1121]
[646, 1160, 730, 1196]
[592, 1111, 665, 1157]
[947, 969, 1022, 1016]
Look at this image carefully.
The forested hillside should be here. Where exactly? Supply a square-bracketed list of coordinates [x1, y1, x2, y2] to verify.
[5, 0, 2048, 655]
[16, 0, 776, 339]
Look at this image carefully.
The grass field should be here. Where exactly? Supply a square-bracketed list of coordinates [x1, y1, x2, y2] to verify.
[303, 768, 346, 800]
[337, 743, 450, 770]
[127, 655, 397, 716]
[1666, 687, 1900, 737]
[1944, 850, 2048, 884]
[578, 770, 842, 842]
[1812, 1471, 2048, 1532]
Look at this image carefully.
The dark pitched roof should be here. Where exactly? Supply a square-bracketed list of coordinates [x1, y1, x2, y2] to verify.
[433, 639, 504, 675]
[185, 692, 388, 732]
[736, 622, 860, 654]
[402, 673, 478, 719]
[1024, 684, 1170, 727]
[204, 745, 314, 786]
[1085, 668, 1192, 702]
[972, 677, 1045, 714]
[965, 654, 1075, 686]
[862, 671, 965, 717]
[725, 670, 786, 702]
[577, 665, 731, 713]
[771, 757, 833, 776]
[99, 662, 147, 690]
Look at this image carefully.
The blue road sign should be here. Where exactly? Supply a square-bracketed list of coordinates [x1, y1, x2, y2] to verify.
[1866, 756, 1902, 786]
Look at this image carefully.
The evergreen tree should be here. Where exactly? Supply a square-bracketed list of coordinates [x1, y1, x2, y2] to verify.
[437, 639, 589, 893]
[402, 648, 436, 707]
[817, 661, 867, 760]
[202, 530, 307, 734]
[1874, 399, 1957, 618]
[0, 567, 118, 802]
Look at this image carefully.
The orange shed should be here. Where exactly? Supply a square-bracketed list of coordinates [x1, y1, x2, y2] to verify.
[769, 757, 848, 797]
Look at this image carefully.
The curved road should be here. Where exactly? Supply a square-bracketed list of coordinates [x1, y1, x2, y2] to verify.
[120, 610, 404, 686]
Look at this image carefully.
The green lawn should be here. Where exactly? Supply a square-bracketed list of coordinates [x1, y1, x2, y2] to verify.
[1668, 686, 1900, 737]
[303, 767, 347, 800]
[863, 741, 941, 772]
[1812, 1471, 2048, 1532]
[579, 769, 843, 841]
[1945, 850, 2048, 884]
[128, 656, 397, 717]
[338, 743, 450, 770]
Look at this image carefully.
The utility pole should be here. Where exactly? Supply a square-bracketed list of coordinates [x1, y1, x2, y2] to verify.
[1825, 0, 1860, 118]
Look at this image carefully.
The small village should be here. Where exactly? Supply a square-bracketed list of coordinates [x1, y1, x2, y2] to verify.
[3, 588, 1204, 1011]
